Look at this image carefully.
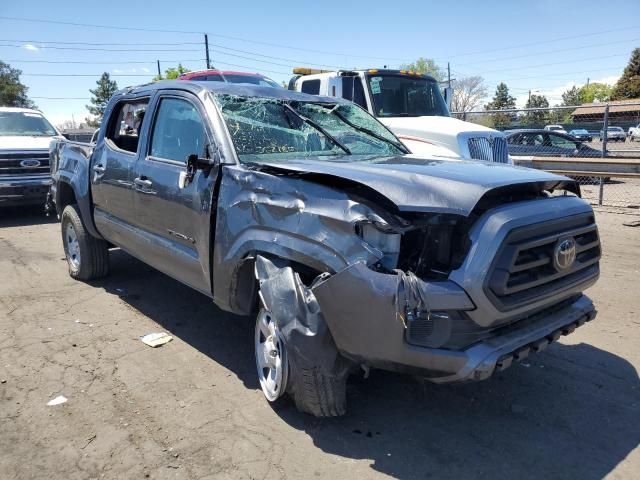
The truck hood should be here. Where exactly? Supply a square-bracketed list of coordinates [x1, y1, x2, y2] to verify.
[380, 115, 499, 137]
[257, 156, 576, 216]
[0, 136, 58, 150]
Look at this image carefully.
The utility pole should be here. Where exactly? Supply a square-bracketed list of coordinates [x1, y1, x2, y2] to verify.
[157, 60, 161, 79]
[447, 62, 451, 88]
[204, 34, 211, 69]
[586, 77, 590, 87]
[528, 90, 531, 103]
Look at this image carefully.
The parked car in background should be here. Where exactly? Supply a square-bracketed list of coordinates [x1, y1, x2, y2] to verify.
[569, 128, 592, 142]
[628, 123, 640, 141]
[0, 107, 61, 207]
[178, 69, 281, 88]
[506, 129, 600, 158]
[289, 68, 511, 163]
[544, 125, 567, 134]
[600, 126, 626, 142]
[50, 80, 600, 417]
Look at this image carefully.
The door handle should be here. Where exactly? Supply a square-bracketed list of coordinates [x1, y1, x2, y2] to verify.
[134, 177, 153, 188]
[93, 164, 106, 173]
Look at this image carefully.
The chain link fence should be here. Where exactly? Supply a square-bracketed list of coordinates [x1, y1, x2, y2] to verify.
[453, 101, 640, 209]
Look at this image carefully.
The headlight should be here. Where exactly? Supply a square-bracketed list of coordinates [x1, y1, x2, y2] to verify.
[357, 222, 401, 270]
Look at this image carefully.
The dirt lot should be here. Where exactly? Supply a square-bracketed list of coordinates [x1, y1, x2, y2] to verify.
[1, 206, 639, 480]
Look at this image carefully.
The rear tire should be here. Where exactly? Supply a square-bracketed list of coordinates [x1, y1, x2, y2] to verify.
[61, 204, 109, 281]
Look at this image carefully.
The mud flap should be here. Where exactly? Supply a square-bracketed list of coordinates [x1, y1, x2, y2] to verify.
[254, 256, 351, 394]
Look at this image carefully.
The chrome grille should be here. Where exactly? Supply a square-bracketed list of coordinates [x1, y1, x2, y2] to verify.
[487, 213, 600, 309]
[0, 151, 50, 176]
[467, 136, 509, 163]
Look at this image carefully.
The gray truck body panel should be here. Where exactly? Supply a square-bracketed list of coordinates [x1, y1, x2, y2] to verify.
[51, 80, 600, 383]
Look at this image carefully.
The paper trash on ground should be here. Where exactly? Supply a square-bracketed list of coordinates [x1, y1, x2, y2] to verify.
[47, 395, 68, 406]
[140, 332, 173, 348]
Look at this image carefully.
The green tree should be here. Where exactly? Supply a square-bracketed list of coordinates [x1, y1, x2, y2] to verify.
[400, 57, 444, 81]
[484, 82, 516, 128]
[153, 63, 190, 81]
[0, 61, 35, 108]
[85, 72, 118, 127]
[579, 82, 612, 103]
[523, 93, 549, 125]
[561, 86, 581, 106]
[611, 48, 640, 100]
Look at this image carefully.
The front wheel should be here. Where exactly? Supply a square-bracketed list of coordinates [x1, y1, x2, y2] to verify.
[254, 305, 348, 417]
[255, 309, 289, 402]
[61, 204, 109, 281]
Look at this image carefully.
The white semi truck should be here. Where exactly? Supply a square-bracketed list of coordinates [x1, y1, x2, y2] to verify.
[289, 68, 510, 163]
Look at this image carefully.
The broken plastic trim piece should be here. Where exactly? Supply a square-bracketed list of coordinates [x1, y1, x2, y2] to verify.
[254, 255, 350, 379]
[394, 270, 431, 328]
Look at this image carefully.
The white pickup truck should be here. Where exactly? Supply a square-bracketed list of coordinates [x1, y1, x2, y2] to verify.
[289, 68, 510, 163]
[0, 107, 61, 207]
[628, 123, 640, 141]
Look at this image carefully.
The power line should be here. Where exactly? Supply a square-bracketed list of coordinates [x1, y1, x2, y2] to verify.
[437, 25, 639, 60]
[454, 37, 639, 68]
[23, 73, 153, 77]
[209, 43, 343, 69]
[0, 15, 203, 35]
[5, 58, 206, 64]
[2, 15, 638, 66]
[32, 96, 90, 100]
[0, 38, 202, 46]
[0, 43, 200, 52]
[0, 15, 406, 62]
[486, 66, 623, 83]
[465, 53, 630, 76]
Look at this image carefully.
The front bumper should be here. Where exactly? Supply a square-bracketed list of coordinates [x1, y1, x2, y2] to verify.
[313, 262, 597, 383]
[0, 175, 51, 207]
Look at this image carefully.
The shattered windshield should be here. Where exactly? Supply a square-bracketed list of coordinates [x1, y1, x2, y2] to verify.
[366, 74, 450, 117]
[214, 94, 406, 162]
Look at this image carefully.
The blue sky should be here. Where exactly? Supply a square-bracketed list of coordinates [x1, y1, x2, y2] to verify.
[1, 0, 638, 126]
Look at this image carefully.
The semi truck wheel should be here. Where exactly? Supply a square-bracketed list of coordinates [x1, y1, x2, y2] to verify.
[61, 204, 109, 281]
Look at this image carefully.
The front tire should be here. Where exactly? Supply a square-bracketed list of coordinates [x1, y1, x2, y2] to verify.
[61, 204, 109, 281]
[254, 305, 348, 417]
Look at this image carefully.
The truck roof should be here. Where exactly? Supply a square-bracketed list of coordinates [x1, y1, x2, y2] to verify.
[117, 80, 346, 104]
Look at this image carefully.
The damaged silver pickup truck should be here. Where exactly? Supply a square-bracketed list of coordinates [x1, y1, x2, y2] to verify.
[50, 81, 600, 417]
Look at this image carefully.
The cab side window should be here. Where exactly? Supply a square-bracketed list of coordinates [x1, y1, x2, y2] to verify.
[301, 80, 320, 95]
[106, 100, 149, 153]
[549, 134, 578, 150]
[149, 97, 206, 163]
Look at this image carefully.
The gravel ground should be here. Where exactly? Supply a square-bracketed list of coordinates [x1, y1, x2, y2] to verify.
[1, 206, 639, 480]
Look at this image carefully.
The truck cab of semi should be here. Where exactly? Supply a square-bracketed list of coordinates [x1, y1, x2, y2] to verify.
[289, 68, 511, 163]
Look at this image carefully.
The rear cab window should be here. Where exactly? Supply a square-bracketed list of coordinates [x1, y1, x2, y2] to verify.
[300, 80, 320, 95]
[105, 99, 149, 153]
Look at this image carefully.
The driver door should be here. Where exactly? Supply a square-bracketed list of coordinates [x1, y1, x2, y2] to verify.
[131, 91, 219, 295]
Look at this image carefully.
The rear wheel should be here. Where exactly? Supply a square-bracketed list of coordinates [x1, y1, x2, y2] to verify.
[61, 204, 109, 281]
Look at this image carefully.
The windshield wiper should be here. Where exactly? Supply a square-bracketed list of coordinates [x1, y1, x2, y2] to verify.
[331, 106, 409, 154]
[283, 103, 351, 155]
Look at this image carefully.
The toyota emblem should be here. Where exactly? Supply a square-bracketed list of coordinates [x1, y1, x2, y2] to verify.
[554, 237, 577, 271]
